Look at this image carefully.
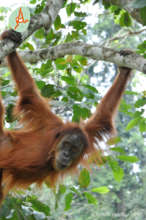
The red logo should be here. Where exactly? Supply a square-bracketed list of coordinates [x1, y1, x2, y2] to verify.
[15, 8, 29, 30]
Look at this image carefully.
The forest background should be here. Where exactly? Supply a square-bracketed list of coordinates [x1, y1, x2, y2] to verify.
[0, 0, 146, 219]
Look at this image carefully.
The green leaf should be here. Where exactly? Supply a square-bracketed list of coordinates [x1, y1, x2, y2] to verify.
[82, 29, 87, 35]
[34, 28, 45, 39]
[135, 98, 146, 108]
[41, 84, 55, 97]
[84, 192, 98, 205]
[92, 186, 110, 194]
[66, 3, 77, 16]
[111, 147, 126, 154]
[108, 158, 119, 172]
[108, 158, 124, 182]
[62, 96, 68, 102]
[35, 0, 46, 14]
[125, 91, 139, 95]
[61, 76, 76, 85]
[102, 0, 111, 9]
[47, 28, 55, 41]
[73, 104, 90, 122]
[39, 60, 53, 76]
[21, 42, 34, 51]
[80, 0, 90, 3]
[64, 193, 73, 211]
[55, 184, 67, 210]
[30, 0, 36, 4]
[75, 55, 88, 65]
[113, 167, 124, 182]
[55, 58, 68, 70]
[120, 99, 132, 114]
[110, 5, 121, 15]
[54, 90, 62, 98]
[79, 168, 90, 188]
[6, 104, 14, 122]
[74, 11, 87, 17]
[55, 58, 66, 64]
[137, 40, 146, 55]
[119, 11, 132, 27]
[83, 84, 98, 93]
[54, 15, 63, 30]
[65, 31, 79, 42]
[27, 196, 50, 216]
[1, 79, 10, 86]
[73, 65, 83, 73]
[139, 119, 146, 132]
[59, 184, 66, 195]
[133, 111, 143, 118]
[117, 155, 139, 163]
[70, 186, 81, 196]
[67, 86, 83, 101]
[126, 118, 140, 131]
[107, 137, 121, 145]
[140, 7, 146, 25]
[36, 80, 46, 89]
[81, 84, 98, 99]
[69, 20, 87, 30]
[71, 60, 83, 73]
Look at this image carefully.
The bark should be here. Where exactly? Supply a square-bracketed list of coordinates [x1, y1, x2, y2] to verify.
[1, 42, 146, 73]
[0, 0, 65, 60]
[0, 0, 146, 73]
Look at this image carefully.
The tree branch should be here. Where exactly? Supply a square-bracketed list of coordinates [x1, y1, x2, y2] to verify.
[1, 42, 146, 73]
[0, 0, 145, 73]
[106, 28, 146, 45]
[0, 0, 64, 61]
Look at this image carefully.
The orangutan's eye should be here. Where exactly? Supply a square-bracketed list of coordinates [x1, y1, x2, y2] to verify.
[71, 146, 78, 153]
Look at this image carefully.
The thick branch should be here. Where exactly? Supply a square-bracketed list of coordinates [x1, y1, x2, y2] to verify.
[0, 0, 145, 73]
[0, 0, 64, 61]
[1, 42, 146, 73]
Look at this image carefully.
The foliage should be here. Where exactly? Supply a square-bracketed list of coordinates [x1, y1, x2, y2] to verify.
[102, 0, 146, 25]
[0, 0, 145, 219]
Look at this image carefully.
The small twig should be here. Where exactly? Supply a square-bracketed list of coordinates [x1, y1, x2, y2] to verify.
[107, 28, 146, 45]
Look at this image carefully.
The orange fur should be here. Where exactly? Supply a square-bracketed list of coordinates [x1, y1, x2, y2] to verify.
[0, 30, 132, 204]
